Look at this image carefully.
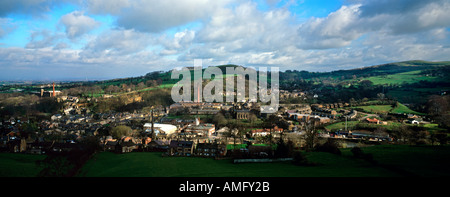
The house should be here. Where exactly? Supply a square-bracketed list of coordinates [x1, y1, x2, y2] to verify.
[104, 140, 118, 151]
[117, 141, 137, 153]
[26, 141, 54, 154]
[308, 116, 331, 125]
[143, 123, 177, 136]
[291, 113, 313, 121]
[407, 114, 420, 119]
[311, 108, 337, 119]
[195, 143, 219, 157]
[50, 143, 84, 153]
[147, 140, 169, 152]
[346, 110, 357, 119]
[168, 140, 194, 156]
[366, 118, 380, 124]
[349, 130, 390, 141]
[114, 137, 139, 153]
[7, 139, 27, 153]
[215, 127, 230, 137]
[410, 119, 421, 125]
[185, 123, 215, 137]
[251, 126, 283, 137]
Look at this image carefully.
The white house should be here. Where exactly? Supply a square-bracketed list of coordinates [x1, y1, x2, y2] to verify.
[143, 123, 177, 135]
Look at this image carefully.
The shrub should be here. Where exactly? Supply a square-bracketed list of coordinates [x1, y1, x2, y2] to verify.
[315, 139, 341, 155]
[351, 147, 364, 158]
[351, 147, 377, 164]
[292, 151, 308, 166]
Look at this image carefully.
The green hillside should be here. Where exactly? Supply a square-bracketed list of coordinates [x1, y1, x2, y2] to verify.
[0, 153, 46, 177]
[364, 70, 444, 85]
[79, 151, 397, 177]
[78, 145, 450, 177]
[350, 103, 423, 115]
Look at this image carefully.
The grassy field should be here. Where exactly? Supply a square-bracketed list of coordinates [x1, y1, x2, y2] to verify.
[351, 103, 423, 115]
[78, 151, 397, 177]
[79, 145, 450, 177]
[353, 105, 393, 113]
[341, 145, 450, 177]
[392, 103, 425, 115]
[325, 121, 360, 131]
[364, 70, 443, 85]
[3, 145, 450, 177]
[0, 153, 46, 177]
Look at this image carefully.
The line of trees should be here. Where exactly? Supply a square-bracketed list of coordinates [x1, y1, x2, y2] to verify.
[0, 94, 62, 118]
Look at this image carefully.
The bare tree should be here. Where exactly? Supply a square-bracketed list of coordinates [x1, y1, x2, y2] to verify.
[303, 119, 318, 152]
[393, 125, 412, 145]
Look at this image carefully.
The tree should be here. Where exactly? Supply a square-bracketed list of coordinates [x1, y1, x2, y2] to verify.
[377, 93, 385, 100]
[392, 125, 413, 145]
[275, 134, 294, 158]
[146, 80, 157, 87]
[105, 85, 119, 94]
[145, 71, 161, 80]
[426, 95, 450, 128]
[248, 113, 257, 124]
[36, 97, 62, 114]
[137, 82, 146, 89]
[21, 121, 39, 139]
[213, 113, 228, 127]
[111, 125, 132, 139]
[228, 121, 245, 151]
[96, 125, 111, 137]
[121, 84, 129, 92]
[431, 133, 449, 145]
[315, 138, 341, 155]
[374, 126, 387, 136]
[303, 119, 319, 152]
[360, 80, 373, 88]
[292, 151, 309, 166]
[349, 98, 357, 107]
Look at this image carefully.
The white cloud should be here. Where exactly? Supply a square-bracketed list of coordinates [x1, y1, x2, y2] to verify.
[297, 4, 365, 49]
[59, 11, 100, 39]
[25, 30, 64, 49]
[296, 0, 450, 49]
[189, 2, 297, 62]
[86, 0, 232, 33]
[80, 29, 154, 60]
[86, 0, 130, 15]
[159, 29, 195, 56]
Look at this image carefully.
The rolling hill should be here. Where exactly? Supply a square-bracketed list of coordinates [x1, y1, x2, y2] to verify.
[1, 60, 448, 108]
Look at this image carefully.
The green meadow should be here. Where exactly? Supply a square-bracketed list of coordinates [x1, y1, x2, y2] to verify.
[78, 151, 397, 177]
[2, 145, 450, 177]
[351, 103, 423, 115]
[325, 121, 360, 131]
[364, 70, 443, 85]
[341, 145, 450, 177]
[78, 145, 450, 177]
[0, 153, 46, 177]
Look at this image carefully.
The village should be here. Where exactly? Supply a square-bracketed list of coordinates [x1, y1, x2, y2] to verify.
[1, 86, 434, 160]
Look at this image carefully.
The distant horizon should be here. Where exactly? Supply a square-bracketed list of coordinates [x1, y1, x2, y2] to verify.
[1, 59, 449, 82]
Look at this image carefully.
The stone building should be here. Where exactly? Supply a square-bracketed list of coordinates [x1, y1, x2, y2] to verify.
[236, 110, 251, 120]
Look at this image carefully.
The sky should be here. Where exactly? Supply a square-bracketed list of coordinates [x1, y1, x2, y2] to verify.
[0, 0, 449, 81]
